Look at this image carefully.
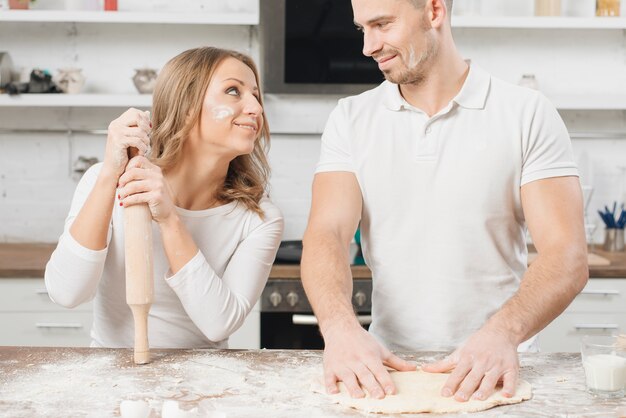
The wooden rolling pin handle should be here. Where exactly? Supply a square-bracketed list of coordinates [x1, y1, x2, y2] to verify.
[124, 145, 154, 365]
[130, 304, 151, 364]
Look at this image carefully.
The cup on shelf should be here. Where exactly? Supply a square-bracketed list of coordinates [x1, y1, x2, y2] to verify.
[581, 335, 626, 399]
[603, 228, 625, 252]
[104, 0, 117, 11]
[535, 0, 562, 16]
[8, 0, 30, 9]
[596, 0, 621, 16]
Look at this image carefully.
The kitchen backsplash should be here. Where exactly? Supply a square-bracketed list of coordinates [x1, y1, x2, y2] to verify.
[1, 129, 625, 243]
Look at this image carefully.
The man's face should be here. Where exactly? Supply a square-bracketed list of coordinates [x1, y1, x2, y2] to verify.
[352, 0, 438, 85]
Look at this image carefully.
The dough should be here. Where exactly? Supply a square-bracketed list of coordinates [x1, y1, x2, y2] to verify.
[312, 370, 532, 414]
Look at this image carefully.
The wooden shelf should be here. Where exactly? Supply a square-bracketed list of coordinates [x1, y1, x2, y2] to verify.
[0, 10, 258, 25]
[452, 16, 626, 29]
[0, 94, 152, 107]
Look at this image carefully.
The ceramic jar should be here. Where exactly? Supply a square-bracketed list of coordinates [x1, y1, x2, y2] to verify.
[53, 68, 86, 94]
[132, 68, 158, 94]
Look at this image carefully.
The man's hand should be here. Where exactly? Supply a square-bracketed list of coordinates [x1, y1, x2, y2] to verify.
[422, 327, 519, 402]
[322, 322, 416, 399]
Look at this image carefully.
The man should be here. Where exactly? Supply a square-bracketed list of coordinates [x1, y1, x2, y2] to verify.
[301, 0, 588, 404]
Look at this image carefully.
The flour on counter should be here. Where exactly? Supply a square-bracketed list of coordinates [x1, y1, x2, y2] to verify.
[0, 349, 340, 418]
[2, 349, 622, 417]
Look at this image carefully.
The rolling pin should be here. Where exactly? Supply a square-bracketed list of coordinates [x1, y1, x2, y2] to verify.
[124, 147, 154, 365]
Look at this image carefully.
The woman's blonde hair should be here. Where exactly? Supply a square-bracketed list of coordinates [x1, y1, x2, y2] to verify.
[149, 47, 271, 216]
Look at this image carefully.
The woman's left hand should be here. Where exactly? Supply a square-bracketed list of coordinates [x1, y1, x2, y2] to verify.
[118, 156, 176, 224]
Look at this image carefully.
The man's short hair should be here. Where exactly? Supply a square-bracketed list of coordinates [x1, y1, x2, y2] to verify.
[409, 0, 454, 15]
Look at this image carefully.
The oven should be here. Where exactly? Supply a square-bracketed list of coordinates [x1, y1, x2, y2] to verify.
[260, 279, 372, 349]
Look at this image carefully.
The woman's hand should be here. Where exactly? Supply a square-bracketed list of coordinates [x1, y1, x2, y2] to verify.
[102, 108, 151, 179]
[118, 156, 177, 224]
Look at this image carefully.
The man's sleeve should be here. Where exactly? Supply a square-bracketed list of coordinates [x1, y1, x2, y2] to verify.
[315, 99, 356, 174]
[521, 93, 578, 186]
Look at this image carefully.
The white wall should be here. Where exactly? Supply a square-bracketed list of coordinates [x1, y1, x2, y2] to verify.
[1, 3, 625, 244]
[452, 27, 626, 244]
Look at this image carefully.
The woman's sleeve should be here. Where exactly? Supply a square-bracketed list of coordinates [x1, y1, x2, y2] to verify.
[165, 202, 284, 342]
[44, 163, 112, 308]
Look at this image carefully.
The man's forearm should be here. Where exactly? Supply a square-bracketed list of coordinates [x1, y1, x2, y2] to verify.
[301, 230, 360, 336]
[486, 247, 588, 344]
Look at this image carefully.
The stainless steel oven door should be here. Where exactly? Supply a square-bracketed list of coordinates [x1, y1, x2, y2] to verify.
[260, 279, 372, 349]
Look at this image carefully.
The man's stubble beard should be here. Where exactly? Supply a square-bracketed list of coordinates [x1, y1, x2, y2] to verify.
[382, 30, 438, 86]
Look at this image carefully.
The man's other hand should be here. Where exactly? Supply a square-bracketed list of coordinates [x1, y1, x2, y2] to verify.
[422, 327, 519, 402]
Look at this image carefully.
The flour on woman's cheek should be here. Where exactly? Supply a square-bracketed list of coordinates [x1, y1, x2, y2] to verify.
[211, 105, 235, 121]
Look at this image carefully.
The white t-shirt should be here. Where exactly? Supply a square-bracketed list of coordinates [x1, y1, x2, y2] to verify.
[45, 163, 283, 349]
[316, 65, 578, 352]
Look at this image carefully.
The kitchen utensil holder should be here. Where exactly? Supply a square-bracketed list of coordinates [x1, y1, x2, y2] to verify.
[603, 228, 625, 252]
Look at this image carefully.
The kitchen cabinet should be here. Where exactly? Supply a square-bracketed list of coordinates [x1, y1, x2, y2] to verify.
[0, 278, 92, 347]
[228, 304, 260, 349]
[539, 278, 626, 352]
[0, 278, 259, 348]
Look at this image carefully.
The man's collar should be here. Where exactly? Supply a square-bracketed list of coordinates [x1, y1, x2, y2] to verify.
[381, 80, 405, 111]
[381, 64, 491, 112]
[452, 64, 490, 109]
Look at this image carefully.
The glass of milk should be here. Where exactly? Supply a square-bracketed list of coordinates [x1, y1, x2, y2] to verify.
[581, 335, 626, 398]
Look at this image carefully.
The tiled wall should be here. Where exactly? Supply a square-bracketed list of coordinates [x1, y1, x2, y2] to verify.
[0, 131, 322, 242]
[3, 129, 625, 243]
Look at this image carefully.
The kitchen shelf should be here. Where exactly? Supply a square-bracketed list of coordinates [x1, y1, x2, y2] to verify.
[452, 16, 626, 29]
[0, 94, 151, 107]
[1, 92, 625, 111]
[0, 10, 259, 25]
[5, 12, 622, 29]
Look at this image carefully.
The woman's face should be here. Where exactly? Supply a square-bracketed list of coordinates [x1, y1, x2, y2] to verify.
[195, 57, 263, 158]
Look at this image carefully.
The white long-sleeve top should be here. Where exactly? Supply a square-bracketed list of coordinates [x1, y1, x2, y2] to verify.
[45, 163, 283, 349]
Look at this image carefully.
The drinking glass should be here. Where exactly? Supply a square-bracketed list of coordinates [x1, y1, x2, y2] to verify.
[581, 335, 626, 398]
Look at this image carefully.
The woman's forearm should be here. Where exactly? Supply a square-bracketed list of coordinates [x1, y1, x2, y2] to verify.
[158, 213, 199, 274]
[69, 169, 118, 250]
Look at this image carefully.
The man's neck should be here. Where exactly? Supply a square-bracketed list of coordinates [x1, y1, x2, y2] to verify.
[399, 53, 469, 118]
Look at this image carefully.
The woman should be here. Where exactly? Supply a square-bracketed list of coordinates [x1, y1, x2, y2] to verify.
[45, 47, 284, 348]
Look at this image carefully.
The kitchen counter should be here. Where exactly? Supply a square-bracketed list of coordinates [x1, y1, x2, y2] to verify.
[1, 347, 624, 417]
[1, 243, 626, 279]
